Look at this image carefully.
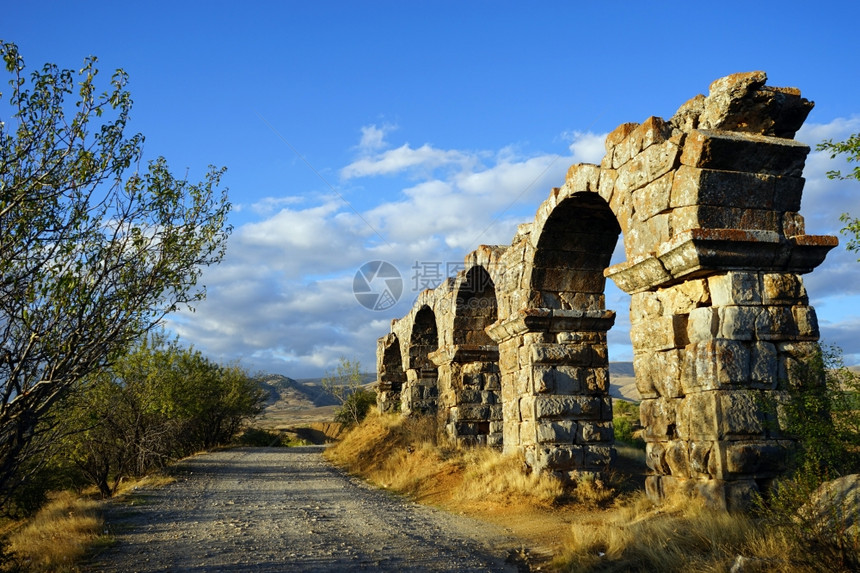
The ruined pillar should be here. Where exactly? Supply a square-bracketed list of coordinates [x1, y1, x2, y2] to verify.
[431, 345, 502, 447]
[489, 309, 616, 480]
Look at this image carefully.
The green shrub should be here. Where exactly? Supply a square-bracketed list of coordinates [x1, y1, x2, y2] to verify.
[236, 428, 288, 447]
[334, 389, 377, 427]
[756, 346, 860, 570]
[613, 399, 644, 449]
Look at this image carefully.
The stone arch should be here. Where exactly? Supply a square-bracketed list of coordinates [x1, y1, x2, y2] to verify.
[434, 265, 503, 446]
[528, 192, 621, 311]
[454, 265, 498, 345]
[486, 191, 621, 478]
[378, 72, 839, 508]
[376, 333, 406, 414]
[402, 305, 439, 414]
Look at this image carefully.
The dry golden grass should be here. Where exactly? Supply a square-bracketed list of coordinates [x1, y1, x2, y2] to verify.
[553, 491, 820, 573]
[454, 446, 564, 507]
[5, 491, 108, 572]
[326, 411, 575, 508]
[328, 411, 855, 572]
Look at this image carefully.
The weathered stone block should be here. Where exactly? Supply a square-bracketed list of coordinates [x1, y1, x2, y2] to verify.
[750, 341, 778, 388]
[680, 129, 810, 177]
[689, 441, 716, 476]
[665, 440, 691, 477]
[718, 305, 759, 340]
[630, 315, 688, 351]
[640, 397, 679, 440]
[530, 343, 594, 366]
[670, 204, 781, 235]
[719, 391, 764, 438]
[783, 212, 805, 237]
[616, 139, 681, 195]
[583, 367, 610, 394]
[656, 279, 710, 315]
[772, 176, 804, 211]
[534, 395, 602, 420]
[533, 365, 581, 394]
[708, 272, 762, 306]
[605, 122, 640, 154]
[792, 305, 819, 339]
[646, 442, 670, 474]
[565, 163, 600, 192]
[633, 171, 674, 222]
[583, 445, 615, 469]
[536, 445, 585, 471]
[682, 340, 751, 391]
[578, 421, 612, 443]
[633, 352, 658, 399]
[536, 419, 576, 444]
[685, 391, 720, 441]
[597, 168, 617, 205]
[630, 291, 663, 322]
[762, 273, 807, 304]
[607, 257, 672, 294]
[670, 165, 777, 209]
[725, 441, 789, 475]
[755, 306, 799, 340]
[687, 306, 718, 343]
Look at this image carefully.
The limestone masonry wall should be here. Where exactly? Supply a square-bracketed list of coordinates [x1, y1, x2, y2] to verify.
[374, 72, 838, 509]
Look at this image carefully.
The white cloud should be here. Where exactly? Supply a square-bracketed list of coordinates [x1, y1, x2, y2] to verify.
[564, 130, 607, 164]
[246, 195, 305, 215]
[358, 123, 397, 152]
[340, 143, 473, 179]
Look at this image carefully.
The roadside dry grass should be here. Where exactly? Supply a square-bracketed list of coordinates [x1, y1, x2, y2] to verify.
[554, 491, 808, 572]
[327, 411, 856, 572]
[1, 473, 176, 572]
[3, 491, 108, 572]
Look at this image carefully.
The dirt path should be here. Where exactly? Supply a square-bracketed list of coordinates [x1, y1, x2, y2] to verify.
[86, 447, 525, 572]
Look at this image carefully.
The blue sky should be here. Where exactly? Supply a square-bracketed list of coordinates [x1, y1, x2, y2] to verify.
[4, 1, 860, 376]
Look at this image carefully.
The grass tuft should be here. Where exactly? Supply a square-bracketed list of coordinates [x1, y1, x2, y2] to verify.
[5, 491, 108, 572]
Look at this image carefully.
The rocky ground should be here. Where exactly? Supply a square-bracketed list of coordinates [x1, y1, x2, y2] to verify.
[86, 447, 528, 572]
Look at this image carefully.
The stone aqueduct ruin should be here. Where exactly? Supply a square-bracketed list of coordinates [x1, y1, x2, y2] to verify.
[373, 72, 837, 510]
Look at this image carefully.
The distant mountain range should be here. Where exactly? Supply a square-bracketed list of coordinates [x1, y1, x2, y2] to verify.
[257, 362, 639, 410]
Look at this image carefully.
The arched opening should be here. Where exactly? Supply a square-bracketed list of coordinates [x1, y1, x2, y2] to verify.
[516, 191, 623, 477]
[377, 334, 406, 414]
[410, 306, 438, 371]
[404, 305, 438, 414]
[447, 266, 502, 447]
[454, 266, 498, 346]
[532, 192, 621, 311]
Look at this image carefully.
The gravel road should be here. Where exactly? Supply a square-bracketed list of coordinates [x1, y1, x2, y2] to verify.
[86, 446, 526, 572]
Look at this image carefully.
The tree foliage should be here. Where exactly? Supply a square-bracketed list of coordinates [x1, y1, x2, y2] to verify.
[817, 133, 860, 257]
[59, 333, 264, 497]
[0, 41, 232, 499]
[322, 358, 375, 427]
[757, 347, 860, 568]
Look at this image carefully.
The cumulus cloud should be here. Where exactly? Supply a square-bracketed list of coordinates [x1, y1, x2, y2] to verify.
[340, 143, 473, 179]
[564, 130, 607, 164]
[357, 123, 397, 153]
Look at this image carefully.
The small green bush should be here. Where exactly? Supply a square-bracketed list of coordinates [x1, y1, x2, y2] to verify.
[235, 428, 289, 447]
[613, 399, 644, 449]
[335, 389, 377, 427]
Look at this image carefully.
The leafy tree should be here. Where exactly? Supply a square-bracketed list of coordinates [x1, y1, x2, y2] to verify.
[60, 333, 264, 496]
[817, 133, 860, 257]
[0, 42, 231, 500]
[322, 358, 375, 426]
